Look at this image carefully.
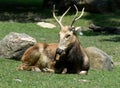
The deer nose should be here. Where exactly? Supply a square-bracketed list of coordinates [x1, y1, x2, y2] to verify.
[56, 48, 64, 55]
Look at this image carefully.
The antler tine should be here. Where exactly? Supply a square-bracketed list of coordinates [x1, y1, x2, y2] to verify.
[71, 5, 79, 27]
[59, 7, 71, 22]
[75, 7, 85, 21]
[53, 5, 71, 28]
[53, 5, 63, 28]
[71, 5, 85, 27]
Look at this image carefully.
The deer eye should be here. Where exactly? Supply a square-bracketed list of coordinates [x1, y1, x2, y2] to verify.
[65, 34, 70, 39]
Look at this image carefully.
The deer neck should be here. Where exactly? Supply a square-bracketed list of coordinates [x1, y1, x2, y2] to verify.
[66, 38, 82, 56]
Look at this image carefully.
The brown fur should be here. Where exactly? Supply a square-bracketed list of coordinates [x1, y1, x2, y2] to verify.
[54, 27, 90, 75]
[52, 5, 89, 75]
[17, 43, 58, 72]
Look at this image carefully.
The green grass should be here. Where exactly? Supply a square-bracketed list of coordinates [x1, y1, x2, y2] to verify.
[0, 58, 120, 88]
[0, 22, 59, 42]
[0, 11, 120, 88]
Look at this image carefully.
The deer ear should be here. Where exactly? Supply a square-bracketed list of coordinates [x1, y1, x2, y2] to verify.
[69, 26, 74, 31]
[70, 27, 77, 34]
[71, 27, 80, 32]
[75, 27, 82, 32]
[72, 26, 82, 35]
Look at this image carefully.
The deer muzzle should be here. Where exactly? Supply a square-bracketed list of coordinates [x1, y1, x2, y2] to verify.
[56, 48, 65, 55]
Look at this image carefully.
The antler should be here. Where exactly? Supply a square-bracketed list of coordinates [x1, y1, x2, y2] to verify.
[71, 5, 85, 27]
[53, 5, 71, 28]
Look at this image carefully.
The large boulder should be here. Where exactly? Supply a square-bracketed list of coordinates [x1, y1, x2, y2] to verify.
[85, 47, 113, 71]
[0, 32, 36, 60]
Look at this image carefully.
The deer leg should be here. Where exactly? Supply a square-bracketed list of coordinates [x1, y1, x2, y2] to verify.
[17, 63, 41, 72]
[43, 68, 55, 73]
[78, 54, 89, 75]
[43, 68, 67, 73]
[78, 70, 88, 75]
[61, 68, 67, 74]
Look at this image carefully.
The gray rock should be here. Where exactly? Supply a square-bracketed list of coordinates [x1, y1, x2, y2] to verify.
[0, 32, 36, 60]
[85, 47, 113, 71]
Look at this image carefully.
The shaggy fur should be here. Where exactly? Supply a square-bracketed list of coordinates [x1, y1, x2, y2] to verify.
[54, 30, 90, 75]
[17, 43, 58, 72]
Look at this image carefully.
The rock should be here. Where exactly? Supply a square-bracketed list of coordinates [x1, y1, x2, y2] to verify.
[85, 47, 113, 71]
[0, 32, 36, 60]
[37, 22, 56, 29]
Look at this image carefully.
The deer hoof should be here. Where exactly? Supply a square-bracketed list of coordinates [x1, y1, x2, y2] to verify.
[79, 71, 88, 75]
[32, 67, 41, 72]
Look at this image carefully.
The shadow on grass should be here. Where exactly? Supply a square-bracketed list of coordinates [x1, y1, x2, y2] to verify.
[82, 30, 119, 36]
[100, 36, 120, 42]
[0, 6, 52, 23]
[82, 30, 120, 42]
[82, 30, 102, 36]
[0, 5, 120, 25]
[83, 11, 120, 28]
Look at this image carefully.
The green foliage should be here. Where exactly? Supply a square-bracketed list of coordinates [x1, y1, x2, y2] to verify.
[0, 11, 120, 88]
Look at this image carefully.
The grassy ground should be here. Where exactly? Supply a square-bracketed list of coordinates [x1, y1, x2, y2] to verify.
[0, 11, 120, 88]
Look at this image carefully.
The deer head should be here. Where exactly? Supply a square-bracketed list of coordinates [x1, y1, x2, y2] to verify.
[53, 5, 85, 55]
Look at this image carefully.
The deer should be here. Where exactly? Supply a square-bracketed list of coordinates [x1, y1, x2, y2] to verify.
[53, 5, 90, 75]
[17, 5, 90, 75]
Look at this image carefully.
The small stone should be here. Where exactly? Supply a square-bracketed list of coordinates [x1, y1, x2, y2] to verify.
[37, 22, 56, 29]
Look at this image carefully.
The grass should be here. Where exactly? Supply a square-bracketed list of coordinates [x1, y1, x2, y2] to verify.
[0, 11, 120, 88]
[0, 58, 120, 88]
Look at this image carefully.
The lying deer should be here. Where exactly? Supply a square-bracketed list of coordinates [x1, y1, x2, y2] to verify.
[53, 5, 89, 74]
[17, 5, 90, 75]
